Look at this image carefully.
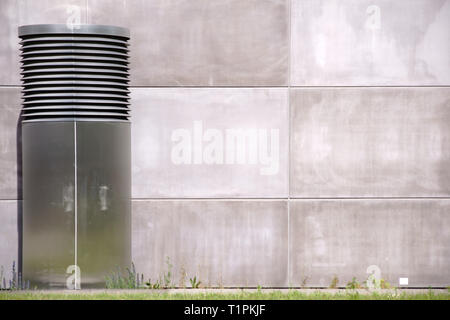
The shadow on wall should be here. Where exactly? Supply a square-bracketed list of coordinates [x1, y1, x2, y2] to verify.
[16, 112, 22, 274]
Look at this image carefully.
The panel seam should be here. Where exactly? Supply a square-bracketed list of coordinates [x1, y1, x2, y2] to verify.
[287, 0, 292, 288]
[74, 121, 78, 289]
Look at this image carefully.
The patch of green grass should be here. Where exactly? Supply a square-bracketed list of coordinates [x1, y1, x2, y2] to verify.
[0, 290, 448, 300]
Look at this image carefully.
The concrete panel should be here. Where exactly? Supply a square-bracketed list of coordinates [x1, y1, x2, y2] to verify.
[88, 0, 289, 86]
[132, 88, 288, 198]
[0, 0, 20, 86]
[290, 87, 450, 197]
[0, 201, 19, 284]
[0, 88, 21, 200]
[132, 200, 288, 287]
[291, 0, 450, 86]
[0, 0, 87, 86]
[289, 200, 450, 288]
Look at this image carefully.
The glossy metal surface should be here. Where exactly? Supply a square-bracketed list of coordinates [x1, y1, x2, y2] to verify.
[22, 122, 131, 288]
[76, 122, 131, 288]
[18, 24, 129, 38]
[22, 122, 75, 288]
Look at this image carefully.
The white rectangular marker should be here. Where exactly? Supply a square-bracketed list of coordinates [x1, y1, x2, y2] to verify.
[399, 277, 408, 285]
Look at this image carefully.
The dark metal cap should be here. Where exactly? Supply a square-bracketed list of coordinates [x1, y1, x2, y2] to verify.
[18, 24, 130, 122]
[18, 24, 130, 38]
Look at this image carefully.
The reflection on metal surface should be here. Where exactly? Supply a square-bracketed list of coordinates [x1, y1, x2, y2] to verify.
[99, 186, 109, 211]
[63, 184, 75, 212]
[20, 24, 131, 289]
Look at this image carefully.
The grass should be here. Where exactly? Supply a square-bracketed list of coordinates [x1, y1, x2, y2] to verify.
[0, 289, 448, 300]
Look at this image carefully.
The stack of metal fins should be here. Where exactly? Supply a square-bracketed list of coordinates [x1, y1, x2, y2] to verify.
[18, 24, 130, 122]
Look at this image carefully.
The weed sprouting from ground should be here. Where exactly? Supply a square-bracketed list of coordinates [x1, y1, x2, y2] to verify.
[329, 275, 339, 289]
[346, 277, 362, 290]
[105, 263, 143, 289]
[0, 261, 30, 291]
[189, 276, 201, 289]
[163, 256, 174, 289]
[380, 278, 392, 289]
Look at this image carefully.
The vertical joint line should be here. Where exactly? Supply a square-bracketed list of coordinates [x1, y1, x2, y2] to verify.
[74, 121, 78, 289]
[287, 0, 292, 287]
[86, 0, 89, 24]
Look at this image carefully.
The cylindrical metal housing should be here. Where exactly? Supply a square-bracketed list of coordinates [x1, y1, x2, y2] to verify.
[19, 24, 131, 289]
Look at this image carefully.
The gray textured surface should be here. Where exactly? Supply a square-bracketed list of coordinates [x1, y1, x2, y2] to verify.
[0, 0, 449, 288]
[0, 88, 21, 200]
[132, 200, 288, 287]
[131, 88, 288, 198]
[289, 200, 450, 288]
[291, 0, 450, 86]
[290, 87, 450, 198]
[0, 201, 18, 277]
[88, 0, 289, 86]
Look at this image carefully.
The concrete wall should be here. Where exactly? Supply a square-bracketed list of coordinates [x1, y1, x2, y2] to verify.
[0, 0, 449, 287]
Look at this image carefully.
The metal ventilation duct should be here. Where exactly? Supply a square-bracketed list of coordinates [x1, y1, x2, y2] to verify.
[19, 24, 130, 122]
[19, 24, 131, 289]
